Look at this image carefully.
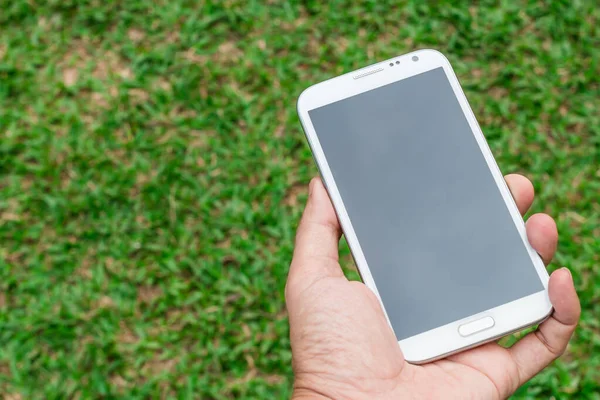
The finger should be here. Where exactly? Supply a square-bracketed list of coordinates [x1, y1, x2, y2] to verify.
[286, 178, 344, 294]
[505, 174, 534, 216]
[526, 213, 558, 265]
[509, 267, 580, 385]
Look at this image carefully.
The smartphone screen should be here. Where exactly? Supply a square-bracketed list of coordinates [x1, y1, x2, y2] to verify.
[308, 67, 544, 341]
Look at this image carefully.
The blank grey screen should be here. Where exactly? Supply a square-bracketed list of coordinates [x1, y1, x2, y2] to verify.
[308, 67, 544, 340]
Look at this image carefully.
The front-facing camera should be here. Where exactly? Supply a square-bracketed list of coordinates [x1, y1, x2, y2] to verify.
[412, 56, 419, 62]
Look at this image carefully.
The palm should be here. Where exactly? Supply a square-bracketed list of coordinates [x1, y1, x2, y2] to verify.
[286, 177, 579, 400]
[290, 270, 510, 399]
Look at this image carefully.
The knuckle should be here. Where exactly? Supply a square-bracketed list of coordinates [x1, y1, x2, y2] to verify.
[534, 330, 566, 358]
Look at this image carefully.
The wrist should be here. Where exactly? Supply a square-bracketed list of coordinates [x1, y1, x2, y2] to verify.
[291, 375, 344, 400]
[292, 387, 333, 400]
[292, 371, 407, 400]
[292, 374, 379, 400]
[292, 375, 336, 400]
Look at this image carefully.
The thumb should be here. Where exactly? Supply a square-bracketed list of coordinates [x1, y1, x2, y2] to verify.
[286, 178, 345, 297]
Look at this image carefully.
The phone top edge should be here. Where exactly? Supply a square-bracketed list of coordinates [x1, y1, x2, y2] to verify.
[297, 48, 449, 112]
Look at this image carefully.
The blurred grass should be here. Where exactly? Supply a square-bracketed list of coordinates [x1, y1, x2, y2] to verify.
[0, 0, 598, 398]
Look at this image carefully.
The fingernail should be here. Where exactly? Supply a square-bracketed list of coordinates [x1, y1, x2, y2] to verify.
[561, 267, 572, 277]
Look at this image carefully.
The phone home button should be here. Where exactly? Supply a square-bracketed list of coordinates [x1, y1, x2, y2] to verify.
[458, 316, 495, 337]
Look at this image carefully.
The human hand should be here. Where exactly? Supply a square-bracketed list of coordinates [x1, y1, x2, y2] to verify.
[286, 176, 580, 399]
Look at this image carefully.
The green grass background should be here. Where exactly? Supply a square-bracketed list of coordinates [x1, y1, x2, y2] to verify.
[0, 0, 599, 398]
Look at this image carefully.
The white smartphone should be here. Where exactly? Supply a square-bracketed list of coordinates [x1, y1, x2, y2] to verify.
[296, 49, 552, 364]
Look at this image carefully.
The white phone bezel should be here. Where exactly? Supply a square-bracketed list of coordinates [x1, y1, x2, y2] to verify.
[296, 49, 552, 364]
